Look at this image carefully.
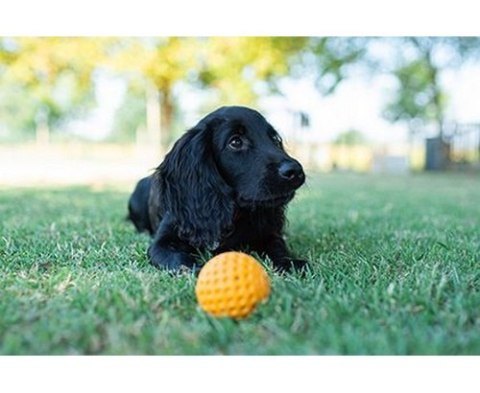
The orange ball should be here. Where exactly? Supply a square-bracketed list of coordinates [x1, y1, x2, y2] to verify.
[195, 252, 271, 319]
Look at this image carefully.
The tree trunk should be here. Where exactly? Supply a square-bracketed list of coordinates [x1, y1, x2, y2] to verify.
[426, 54, 449, 170]
[146, 81, 176, 157]
[430, 66, 444, 139]
[160, 90, 174, 149]
[422, 45, 444, 139]
[409, 38, 444, 139]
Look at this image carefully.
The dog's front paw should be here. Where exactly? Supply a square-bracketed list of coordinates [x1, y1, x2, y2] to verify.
[148, 244, 198, 273]
[273, 257, 309, 273]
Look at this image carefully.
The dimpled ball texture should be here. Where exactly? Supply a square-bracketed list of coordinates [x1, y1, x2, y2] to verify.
[195, 252, 271, 319]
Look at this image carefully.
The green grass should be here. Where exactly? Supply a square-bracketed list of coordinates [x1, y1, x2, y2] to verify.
[1, 173, 479, 355]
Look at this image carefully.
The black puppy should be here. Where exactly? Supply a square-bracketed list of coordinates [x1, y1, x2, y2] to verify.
[128, 106, 306, 272]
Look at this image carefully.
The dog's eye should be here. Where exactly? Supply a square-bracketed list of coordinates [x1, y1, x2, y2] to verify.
[228, 136, 244, 150]
[272, 134, 283, 147]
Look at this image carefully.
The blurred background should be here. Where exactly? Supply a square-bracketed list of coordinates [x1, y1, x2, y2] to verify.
[1, 37, 480, 187]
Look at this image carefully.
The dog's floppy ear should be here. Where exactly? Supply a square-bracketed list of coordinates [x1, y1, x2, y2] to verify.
[155, 117, 235, 248]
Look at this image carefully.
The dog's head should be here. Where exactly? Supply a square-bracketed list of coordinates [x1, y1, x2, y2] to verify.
[156, 106, 305, 247]
[203, 106, 305, 207]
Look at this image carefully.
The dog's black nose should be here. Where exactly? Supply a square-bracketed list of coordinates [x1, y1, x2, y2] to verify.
[278, 160, 305, 184]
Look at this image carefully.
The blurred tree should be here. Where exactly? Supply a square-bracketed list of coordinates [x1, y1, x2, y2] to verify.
[105, 37, 200, 149]
[107, 37, 368, 150]
[197, 37, 367, 104]
[0, 37, 105, 139]
[197, 37, 308, 103]
[382, 37, 480, 138]
[106, 37, 310, 149]
[296, 37, 369, 95]
[109, 85, 147, 143]
[0, 79, 38, 139]
[0, 36, 375, 146]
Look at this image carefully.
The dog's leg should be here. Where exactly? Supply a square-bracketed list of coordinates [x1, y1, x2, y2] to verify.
[127, 176, 154, 234]
[148, 215, 198, 272]
[261, 235, 308, 272]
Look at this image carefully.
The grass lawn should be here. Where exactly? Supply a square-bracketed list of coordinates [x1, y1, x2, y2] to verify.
[1, 173, 479, 355]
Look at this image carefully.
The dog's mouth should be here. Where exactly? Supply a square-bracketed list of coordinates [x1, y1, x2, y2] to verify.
[238, 191, 295, 208]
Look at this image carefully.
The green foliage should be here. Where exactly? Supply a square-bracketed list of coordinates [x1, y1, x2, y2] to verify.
[383, 58, 447, 124]
[1, 174, 480, 354]
[196, 37, 309, 104]
[109, 89, 146, 143]
[105, 37, 363, 139]
[105, 37, 200, 135]
[0, 37, 103, 136]
[0, 80, 38, 139]
[381, 37, 480, 133]
[3, 37, 479, 142]
[300, 37, 368, 94]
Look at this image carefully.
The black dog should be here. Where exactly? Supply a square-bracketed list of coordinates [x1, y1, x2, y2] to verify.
[128, 106, 306, 272]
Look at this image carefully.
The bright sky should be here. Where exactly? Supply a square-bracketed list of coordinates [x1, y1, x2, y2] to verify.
[264, 63, 480, 145]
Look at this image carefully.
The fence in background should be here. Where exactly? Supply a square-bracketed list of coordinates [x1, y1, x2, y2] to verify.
[421, 122, 480, 171]
[444, 123, 480, 167]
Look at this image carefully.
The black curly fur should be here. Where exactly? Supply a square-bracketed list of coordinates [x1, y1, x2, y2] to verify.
[127, 106, 307, 272]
